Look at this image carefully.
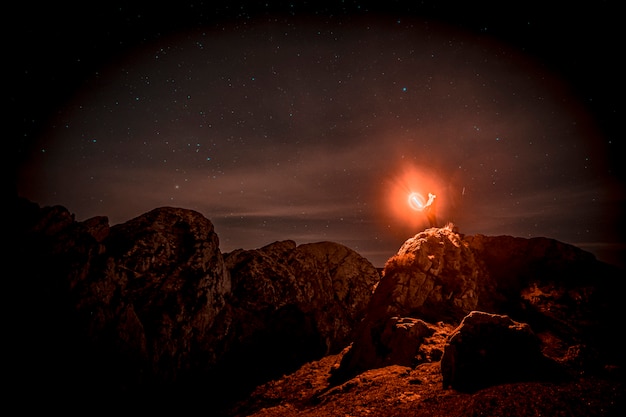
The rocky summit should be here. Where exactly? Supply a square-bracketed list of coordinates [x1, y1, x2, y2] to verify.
[11, 199, 626, 415]
[12, 198, 379, 413]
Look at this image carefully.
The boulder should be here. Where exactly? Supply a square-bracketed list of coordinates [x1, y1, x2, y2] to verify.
[378, 317, 435, 367]
[374, 225, 490, 323]
[440, 311, 559, 391]
[333, 225, 489, 381]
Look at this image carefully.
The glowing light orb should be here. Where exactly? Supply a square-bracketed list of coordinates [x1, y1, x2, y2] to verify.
[408, 192, 425, 211]
[378, 163, 448, 237]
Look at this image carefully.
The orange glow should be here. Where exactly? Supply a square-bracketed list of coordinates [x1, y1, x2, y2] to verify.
[379, 164, 448, 236]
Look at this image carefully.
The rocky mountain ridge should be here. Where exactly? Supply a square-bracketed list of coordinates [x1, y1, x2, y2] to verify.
[11, 198, 625, 415]
[13, 198, 380, 412]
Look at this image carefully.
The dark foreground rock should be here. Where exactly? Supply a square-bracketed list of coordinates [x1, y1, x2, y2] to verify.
[210, 239, 380, 399]
[440, 311, 564, 392]
[12, 198, 379, 412]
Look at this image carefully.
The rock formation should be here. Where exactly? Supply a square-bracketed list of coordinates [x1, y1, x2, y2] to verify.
[12, 198, 624, 415]
[208, 239, 379, 398]
[440, 311, 561, 392]
[332, 225, 624, 386]
[13, 198, 379, 411]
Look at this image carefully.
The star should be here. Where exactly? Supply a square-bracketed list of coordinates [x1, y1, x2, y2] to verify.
[13, 2, 624, 268]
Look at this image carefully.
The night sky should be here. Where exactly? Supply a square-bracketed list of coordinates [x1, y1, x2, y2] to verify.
[12, 2, 625, 268]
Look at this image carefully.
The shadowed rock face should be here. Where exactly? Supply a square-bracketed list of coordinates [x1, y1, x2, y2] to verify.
[13, 199, 379, 409]
[95, 207, 230, 382]
[224, 240, 379, 355]
[15, 204, 232, 398]
[213, 240, 380, 396]
[440, 311, 560, 392]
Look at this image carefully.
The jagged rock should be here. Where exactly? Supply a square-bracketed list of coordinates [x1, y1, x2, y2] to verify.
[214, 240, 380, 392]
[440, 311, 560, 392]
[378, 317, 435, 367]
[16, 205, 231, 393]
[81, 215, 110, 243]
[95, 207, 229, 382]
[332, 226, 488, 381]
[377, 225, 488, 322]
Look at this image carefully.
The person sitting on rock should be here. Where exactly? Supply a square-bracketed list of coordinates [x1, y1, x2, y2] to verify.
[424, 193, 437, 228]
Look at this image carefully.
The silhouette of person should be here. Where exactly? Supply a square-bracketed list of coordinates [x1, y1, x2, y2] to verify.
[423, 193, 437, 227]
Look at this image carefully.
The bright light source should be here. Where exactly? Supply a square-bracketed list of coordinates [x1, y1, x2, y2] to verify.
[408, 192, 425, 211]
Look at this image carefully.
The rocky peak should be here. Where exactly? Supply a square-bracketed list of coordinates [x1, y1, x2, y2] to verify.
[223, 239, 379, 353]
[380, 224, 487, 322]
[106, 206, 227, 286]
[332, 225, 623, 385]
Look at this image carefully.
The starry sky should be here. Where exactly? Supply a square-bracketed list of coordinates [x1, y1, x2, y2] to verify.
[12, 2, 625, 268]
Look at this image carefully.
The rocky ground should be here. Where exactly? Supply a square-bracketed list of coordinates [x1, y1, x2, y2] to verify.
[229, 343, 624, 417]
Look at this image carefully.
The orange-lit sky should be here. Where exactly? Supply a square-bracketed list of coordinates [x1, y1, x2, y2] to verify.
[12, 2, 624, 267]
